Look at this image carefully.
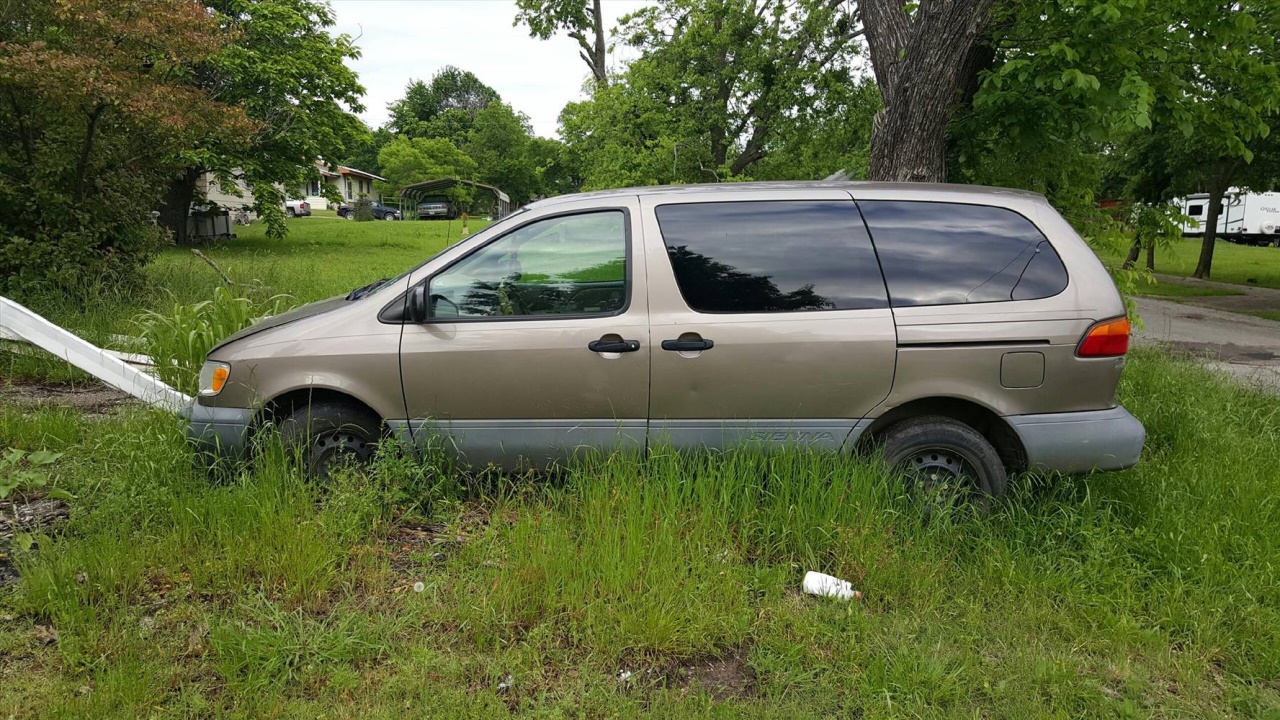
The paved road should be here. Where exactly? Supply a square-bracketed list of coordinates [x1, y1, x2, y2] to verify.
[1134, 296, 1280, 390]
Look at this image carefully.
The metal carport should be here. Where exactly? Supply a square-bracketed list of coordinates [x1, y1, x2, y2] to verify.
[398, 178, 511, 220]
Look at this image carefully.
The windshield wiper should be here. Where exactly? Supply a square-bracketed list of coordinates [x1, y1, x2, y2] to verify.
[346, 278, 391, 301]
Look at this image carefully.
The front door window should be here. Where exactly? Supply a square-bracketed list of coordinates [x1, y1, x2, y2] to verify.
[428, 211, 627, 319]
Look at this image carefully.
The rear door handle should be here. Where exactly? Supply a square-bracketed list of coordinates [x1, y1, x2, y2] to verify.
[661, 338, 715, 352]
[588, 339, 641, 353]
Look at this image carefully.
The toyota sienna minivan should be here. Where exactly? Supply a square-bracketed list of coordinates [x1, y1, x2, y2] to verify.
[182, 181, 1145, 496]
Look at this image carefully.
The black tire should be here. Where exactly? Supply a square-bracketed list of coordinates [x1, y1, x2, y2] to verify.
[880, 415, 1009, 500]
[287, 207, 296, 217]
[278, 401, 382, 480]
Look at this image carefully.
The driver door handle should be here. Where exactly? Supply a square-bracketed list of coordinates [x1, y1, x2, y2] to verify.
[588, 338, 641, 353]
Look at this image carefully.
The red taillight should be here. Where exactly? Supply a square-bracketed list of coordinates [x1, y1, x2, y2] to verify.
[1077, 317, 1130, 357]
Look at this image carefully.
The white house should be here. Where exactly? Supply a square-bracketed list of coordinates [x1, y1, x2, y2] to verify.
[298, 162, 385, 209]
[196, 170, 256, 214]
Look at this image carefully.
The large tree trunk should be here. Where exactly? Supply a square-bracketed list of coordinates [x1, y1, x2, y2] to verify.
[1193, 180, 1226, 279]
[862, 0, 996, 182]
[1123, 235, 1142, 270]
[589, 0, 607, 86]
[1193, 159, 1239, 279]
[159, 167, 202, 246]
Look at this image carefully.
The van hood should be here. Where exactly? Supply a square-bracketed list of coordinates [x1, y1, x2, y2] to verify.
[210, 295, 348, 353]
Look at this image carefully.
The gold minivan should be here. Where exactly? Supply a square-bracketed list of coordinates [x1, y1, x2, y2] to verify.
[182, 182, 1144, 496]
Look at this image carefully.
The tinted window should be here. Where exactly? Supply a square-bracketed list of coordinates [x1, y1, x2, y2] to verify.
[1188, 204, 1204, 216]
[858, 201, 1068, 307]
[654, 201, 888, 313]
[428, 211, 626, 318]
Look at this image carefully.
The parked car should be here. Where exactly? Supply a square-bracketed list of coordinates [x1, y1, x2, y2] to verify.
[285, 199, 310, 217]
[182, 182, 1145, 493]
[416, 201, 457, 220]
[336, 202, 401, 220]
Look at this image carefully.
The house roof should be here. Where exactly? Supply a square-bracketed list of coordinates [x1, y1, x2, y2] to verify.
[315, 161, 385, 182]
[337, 165, 386, 182]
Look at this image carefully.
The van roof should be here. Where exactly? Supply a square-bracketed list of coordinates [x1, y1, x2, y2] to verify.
[525, 181, 1046, 210]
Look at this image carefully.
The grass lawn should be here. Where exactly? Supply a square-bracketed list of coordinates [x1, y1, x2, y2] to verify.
[1, 350, 1278, 717]
[1100, 236, 1280, 290]
[1130, 282, 1244, 300]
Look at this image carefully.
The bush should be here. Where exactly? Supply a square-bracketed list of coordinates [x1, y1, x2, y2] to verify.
[352, 197, 375, 222]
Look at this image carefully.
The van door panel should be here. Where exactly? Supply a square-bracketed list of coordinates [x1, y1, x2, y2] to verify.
[640, 192, 897, 450]
[397, 201, 649, 468]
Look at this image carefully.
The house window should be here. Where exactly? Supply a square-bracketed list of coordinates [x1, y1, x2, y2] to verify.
[310, 180, 320, 196]
[345, 178, 352, 200]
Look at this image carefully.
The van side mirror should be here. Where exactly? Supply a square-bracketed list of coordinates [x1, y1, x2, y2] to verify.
[407, 283, 428, 323]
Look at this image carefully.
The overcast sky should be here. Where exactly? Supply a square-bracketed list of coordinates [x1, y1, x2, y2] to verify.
[330, 0, 651, 139]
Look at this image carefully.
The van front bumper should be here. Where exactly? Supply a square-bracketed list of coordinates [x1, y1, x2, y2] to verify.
[179, 401, 253, 458]
[1006, 406, 1145, 474]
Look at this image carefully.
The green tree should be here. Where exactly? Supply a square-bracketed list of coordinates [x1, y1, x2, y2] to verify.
[336, 125, 394, 177]
[528, 136, 584, 198]
[560, 0, 863, 188]
[0, 0, 253, 296]
[961, 0, 1280, 278]
[467, 102, 540, 204]
[376, 137, 478, 197]
[156, 0, 366, 245]
[751, 77, 881, 181]
[387, 66, 500, 138]
[514, 0, 609, 86]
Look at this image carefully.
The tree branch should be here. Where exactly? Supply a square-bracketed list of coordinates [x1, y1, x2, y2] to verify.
[73, 104, 107, 202]
[5, 90, 35, 165]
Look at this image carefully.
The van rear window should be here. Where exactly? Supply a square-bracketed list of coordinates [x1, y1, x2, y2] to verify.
[858, 201, 1069, 307]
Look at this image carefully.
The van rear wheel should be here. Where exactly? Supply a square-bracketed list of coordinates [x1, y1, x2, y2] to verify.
[880, 416, 1009, 502]
[279, 401, 381, 480]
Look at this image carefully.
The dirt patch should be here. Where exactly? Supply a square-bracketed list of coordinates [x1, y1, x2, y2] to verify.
[1184, 293, 1280, 313]
[0, 495, 70, 587]
[670, 649, 755, 701]
[1161, 340, 1280, 365]
[0, 380, 134, 416]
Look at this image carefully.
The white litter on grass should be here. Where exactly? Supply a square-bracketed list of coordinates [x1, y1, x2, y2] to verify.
[802, 571, 862, 601]
[497, 674, 514, 692]
[617, 670, 633, 682]
[413, 581, 425, 593]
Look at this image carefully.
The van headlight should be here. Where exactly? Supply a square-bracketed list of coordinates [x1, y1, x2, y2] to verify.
[198, 361, 231, 396]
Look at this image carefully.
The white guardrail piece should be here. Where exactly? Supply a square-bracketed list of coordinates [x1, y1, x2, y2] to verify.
[0, 295, 191, 411]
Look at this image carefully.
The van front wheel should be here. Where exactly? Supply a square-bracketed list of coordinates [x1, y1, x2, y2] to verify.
[279, 402, 381, 480]
[880, 416, 1008, 500]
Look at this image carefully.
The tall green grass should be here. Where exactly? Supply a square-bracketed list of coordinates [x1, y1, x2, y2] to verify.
[136, 287, 291, 395]
[1, 348, 1278, 716]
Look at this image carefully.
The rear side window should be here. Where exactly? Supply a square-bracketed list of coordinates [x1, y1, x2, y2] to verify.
[654, 201, 888, 313]
[858, 201, 1068, 307]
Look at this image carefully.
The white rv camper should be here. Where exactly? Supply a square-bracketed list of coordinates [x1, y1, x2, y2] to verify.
[1180, 190, 1280, 246]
